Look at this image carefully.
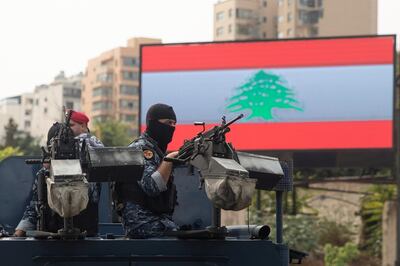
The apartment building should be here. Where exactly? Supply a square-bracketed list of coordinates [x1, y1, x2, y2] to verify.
[214, 0, 278, 40]
[214, 0, 377, 40]
[0, 72, 82, 145]
[30, 71, 82, 140]
[81, 37, 161, 137]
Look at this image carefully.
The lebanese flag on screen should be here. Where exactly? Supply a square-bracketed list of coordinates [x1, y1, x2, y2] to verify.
[141, 36, 395, 150]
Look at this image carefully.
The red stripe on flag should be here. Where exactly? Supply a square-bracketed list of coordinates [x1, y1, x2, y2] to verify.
[142, 37, 394, 72]
[140, 120, 392, 151]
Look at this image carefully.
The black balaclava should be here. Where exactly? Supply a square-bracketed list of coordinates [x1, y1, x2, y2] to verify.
[145, 103, 176, 153]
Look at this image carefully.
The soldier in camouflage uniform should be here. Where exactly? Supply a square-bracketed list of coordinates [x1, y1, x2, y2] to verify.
[14, 111, 104, 237]
[116, 103, 179, 238]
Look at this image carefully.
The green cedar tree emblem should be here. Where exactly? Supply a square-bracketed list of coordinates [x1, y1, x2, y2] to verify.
[226, 70, 303, 121]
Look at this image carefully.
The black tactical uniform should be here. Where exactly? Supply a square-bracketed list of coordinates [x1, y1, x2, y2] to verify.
[115, 103, 178, 238]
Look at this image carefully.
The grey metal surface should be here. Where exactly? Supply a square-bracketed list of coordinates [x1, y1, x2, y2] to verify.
[0, 156, 40, 232]
[0, 157, 213, 233]
[172, 166, 213, 229]
[237, 151, 284, 190]
[87, 146, 145, 182]
[275, 160, 293, 192]
[0, 156, 289, 266]
[0, 237, 282, 266]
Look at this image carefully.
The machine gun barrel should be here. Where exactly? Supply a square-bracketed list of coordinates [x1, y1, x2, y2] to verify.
[223, 113, 244, 129]
[164, 114, 244, 165]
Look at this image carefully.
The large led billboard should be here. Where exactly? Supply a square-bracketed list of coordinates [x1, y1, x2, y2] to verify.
[140, 36, 396, 152]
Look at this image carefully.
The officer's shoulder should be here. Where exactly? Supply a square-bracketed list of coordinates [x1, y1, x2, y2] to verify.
[129, 137, 150, 149]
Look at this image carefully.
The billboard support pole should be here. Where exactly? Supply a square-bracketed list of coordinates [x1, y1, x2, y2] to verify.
[396, 75, 400, 266]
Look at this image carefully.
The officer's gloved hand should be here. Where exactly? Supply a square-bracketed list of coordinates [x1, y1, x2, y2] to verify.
[164, 151, 184, 165]
[13, 229, 25, 237]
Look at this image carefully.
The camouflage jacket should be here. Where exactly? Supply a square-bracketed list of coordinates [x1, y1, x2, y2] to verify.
[16, 133, 104, 232]
[120, 133, 178, 238]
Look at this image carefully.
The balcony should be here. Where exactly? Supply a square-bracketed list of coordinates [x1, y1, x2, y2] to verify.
[297, 9, 323, 26]
[298, 0, 323, 9]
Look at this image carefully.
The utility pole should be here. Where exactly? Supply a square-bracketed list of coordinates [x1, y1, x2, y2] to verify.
[396, 74, 400, 266]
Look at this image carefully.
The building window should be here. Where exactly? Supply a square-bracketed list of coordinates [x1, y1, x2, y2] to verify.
[216, 27, 224, 36]
[122, 57, 138, 67]
[228, 9, 232, 17]
[24, 120, 31, 128]
[121, 114, 136, 122]
[44, 108, 48, 114]
[122, 71, 138, 81]
[96, 73, 113, 82]
[288, 0, 292, 5]
[263, 1, 267, 7]
[236, 24, 252, 35]
[63, 87, 81, 97]
[119, 99, 137, 110]
[236, 8, 253, 19]
[263, 32, 267, 38]
[278, 32, 284, 38]
[93, 87, 112, 97]
[310, 27, 319, 36]
[25, 110, 32, 116]
[298, 10, 322, 24]
[228, 24, 232, 33]
[93, 115, 109, 122]
[287, 28, 293, 36]
[299, 0, 317, 8]
[65, 101, 74, 109]
[216, 11, 224, 21]
[278, 0, 283, 6]
[278, 16, 284, 23]
[93, 101, 112, 111]
[287, 12, 292, 22]
[120, 85, 138, 95]
[263, 17, 267, 23]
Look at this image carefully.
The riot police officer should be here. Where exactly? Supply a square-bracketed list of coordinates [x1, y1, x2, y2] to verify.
[115, 103, 179, 238]
[14, 110, 103, 237]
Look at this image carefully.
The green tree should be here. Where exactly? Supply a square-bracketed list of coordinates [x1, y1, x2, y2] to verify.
[226, 70, 302, 121]
[2, 118, 40, 155]
[0, 146, 23, 161]
[3, 118, 18, 147]
[93, 119, 132, 146]
[359, 185, 396, 257]
[324, 242, 359, 266]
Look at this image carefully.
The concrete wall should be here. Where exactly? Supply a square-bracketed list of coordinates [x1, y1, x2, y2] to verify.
[382, 200, 397, 266]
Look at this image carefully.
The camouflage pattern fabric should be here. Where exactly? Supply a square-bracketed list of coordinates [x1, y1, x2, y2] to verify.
[121, 133, 178, 238]
[121, 201, 177, 238]
[15, 133, 104, 232]
[0, 224, 10, 237]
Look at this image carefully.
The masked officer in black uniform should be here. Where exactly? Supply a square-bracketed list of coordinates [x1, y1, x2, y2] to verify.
[115, 103, 179, 238]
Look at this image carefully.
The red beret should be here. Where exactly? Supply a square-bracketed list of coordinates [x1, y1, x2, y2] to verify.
[70, 111, 89, 124]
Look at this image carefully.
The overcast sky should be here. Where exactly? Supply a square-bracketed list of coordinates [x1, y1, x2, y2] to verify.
[0, 0, 398, 100]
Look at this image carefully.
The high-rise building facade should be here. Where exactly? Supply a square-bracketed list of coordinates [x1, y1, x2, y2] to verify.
[214, 0, 278, 40]
[214, 0, 377, 41]
[81, 37, 161, 137]
[0, 71, 82, 145]
[30, 71, 83, 140]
